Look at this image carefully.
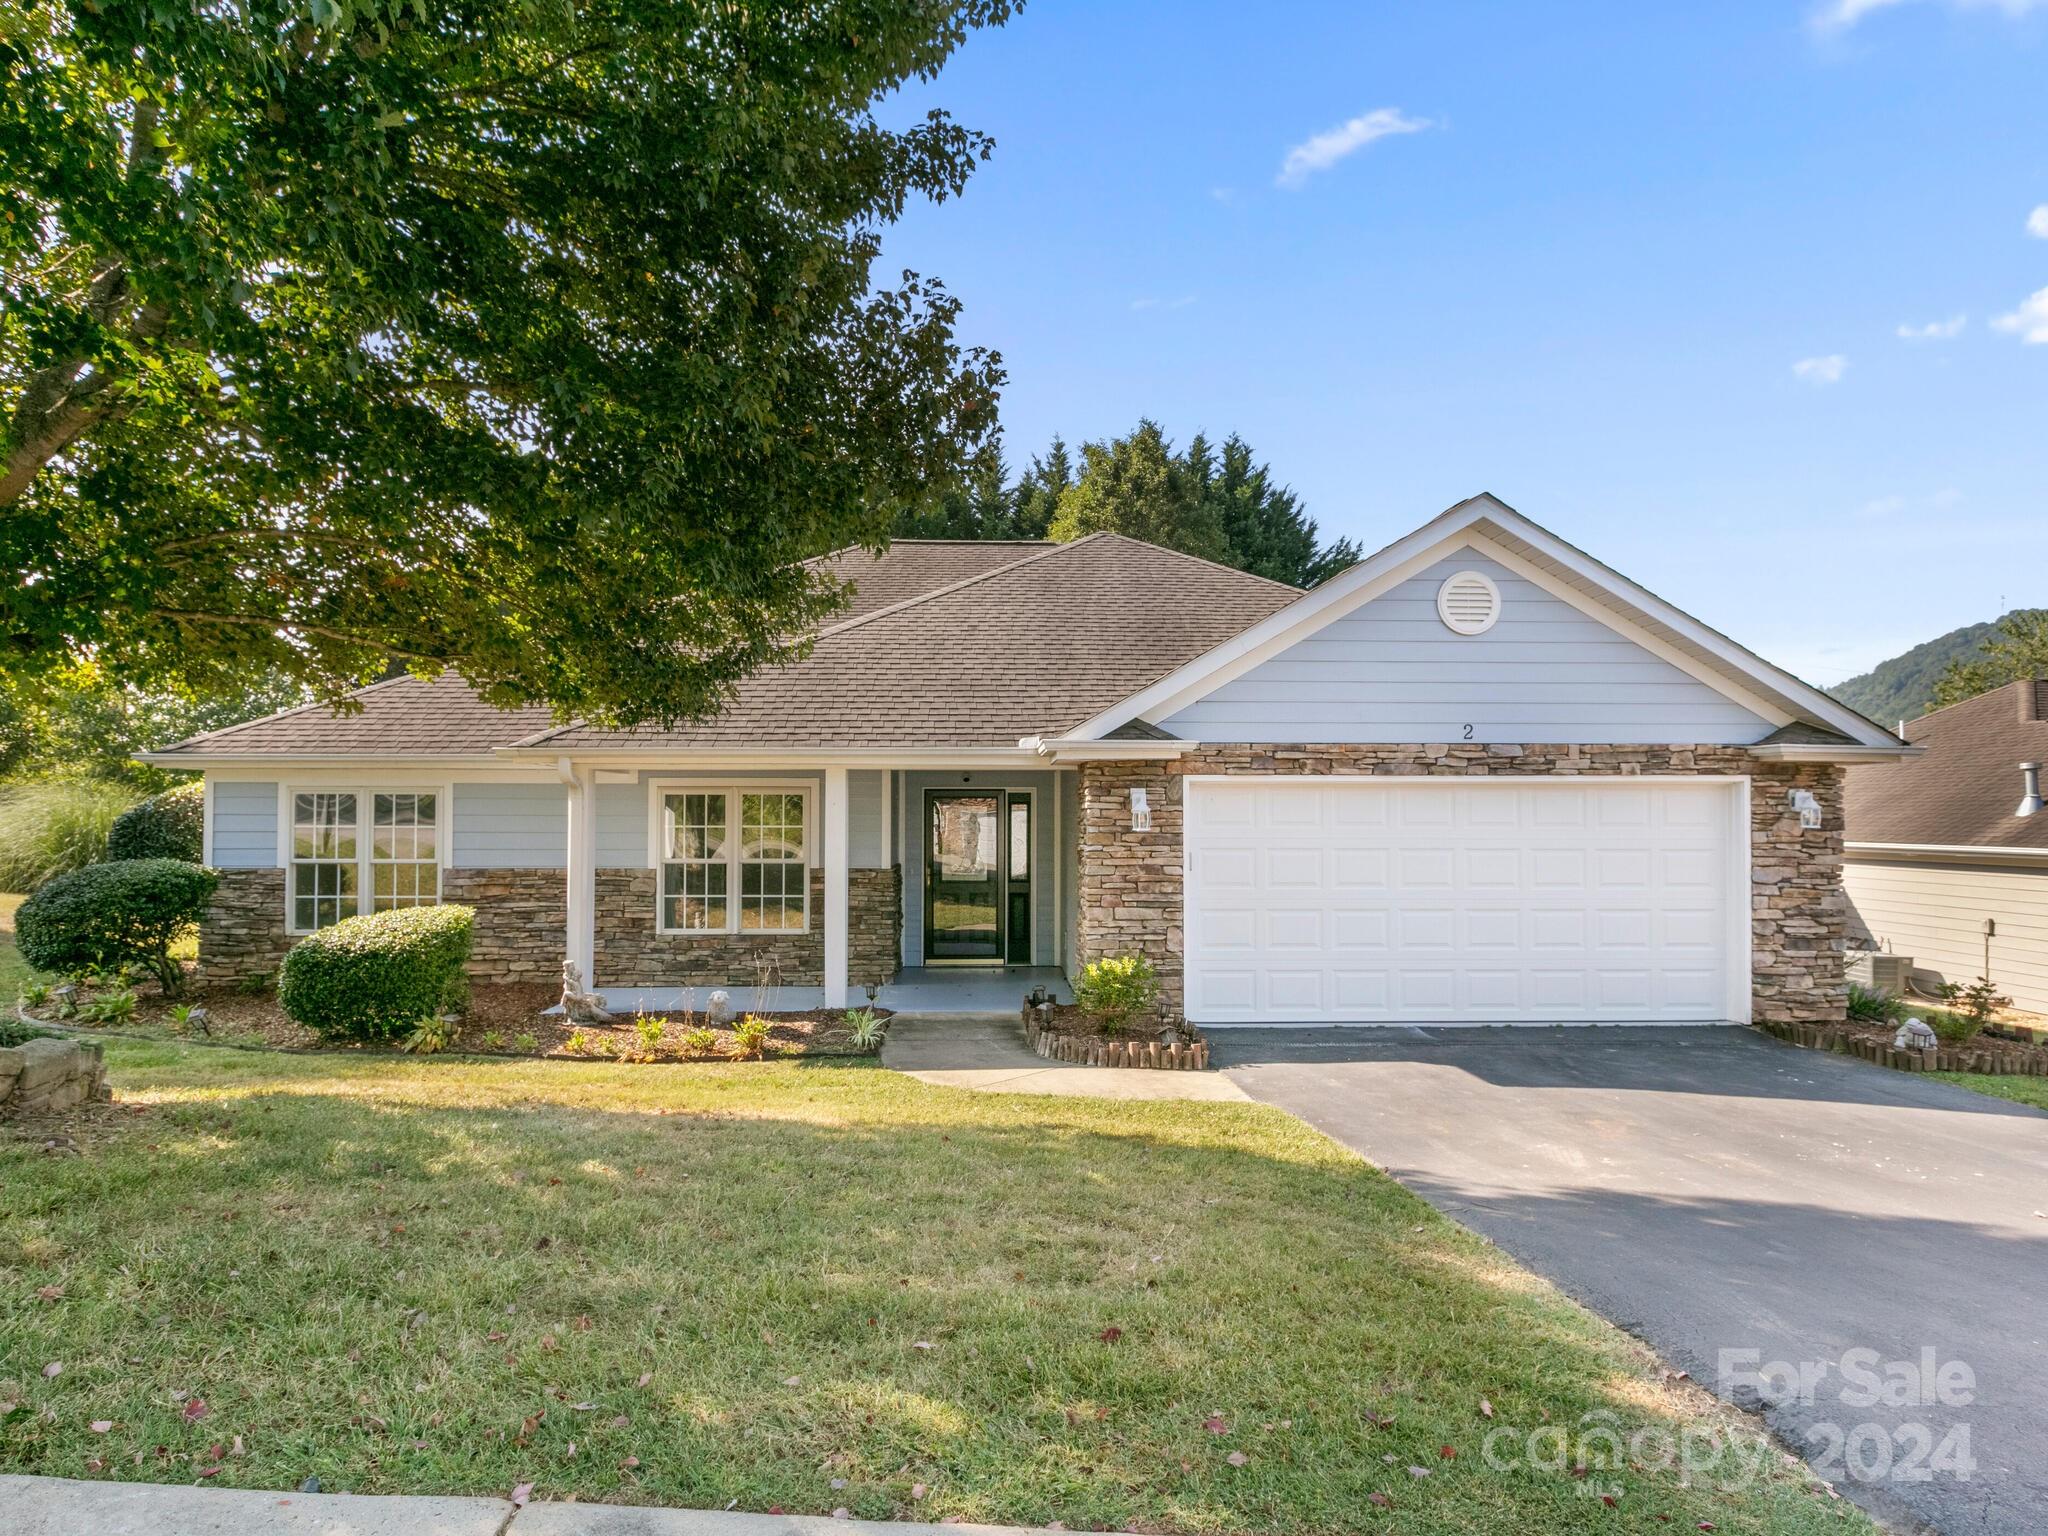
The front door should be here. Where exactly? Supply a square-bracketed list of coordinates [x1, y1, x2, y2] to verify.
[925, 791, 1031, 963]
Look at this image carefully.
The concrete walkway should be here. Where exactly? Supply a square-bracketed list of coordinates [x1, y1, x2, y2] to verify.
[881, 1014, 1247, 1101]
[2, 1474, 1057, 1536]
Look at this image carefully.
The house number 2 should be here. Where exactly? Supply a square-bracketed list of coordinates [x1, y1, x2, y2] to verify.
[1461, 724, 1475, 740]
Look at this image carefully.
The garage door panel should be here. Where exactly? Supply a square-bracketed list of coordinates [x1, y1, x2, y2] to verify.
[1185, 780, 1739, 1025]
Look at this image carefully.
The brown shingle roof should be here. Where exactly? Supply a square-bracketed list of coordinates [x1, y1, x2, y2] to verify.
[153, 536, 1299, 757]
[814, 541, 1052, 620]
[1845, 680, 2048, 849]
[154, 672, 560, 757]
[531, 534, 1299, 749]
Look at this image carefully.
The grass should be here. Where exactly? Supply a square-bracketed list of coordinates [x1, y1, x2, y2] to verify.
[1932, 1072, 2048, 1113]
[0, 1045, 1866, 1533]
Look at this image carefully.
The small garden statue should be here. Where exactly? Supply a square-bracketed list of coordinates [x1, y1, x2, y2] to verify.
[1893, 1016, 1938, 1051]
[707, 989, 733, 1026]
[560, 961, 613, 1024]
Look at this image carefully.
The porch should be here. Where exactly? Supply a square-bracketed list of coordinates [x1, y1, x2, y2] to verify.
[589, 965, 1073, 1019]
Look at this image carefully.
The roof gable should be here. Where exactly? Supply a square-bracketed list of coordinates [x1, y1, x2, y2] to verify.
[1069, 494, 1906, 752]
[1156, 548, 1777, 745]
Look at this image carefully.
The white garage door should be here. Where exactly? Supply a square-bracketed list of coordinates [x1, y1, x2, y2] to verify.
[1184, 779, 1743, 1025]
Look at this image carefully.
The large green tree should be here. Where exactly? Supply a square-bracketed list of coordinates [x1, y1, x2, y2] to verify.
[1933, 610, 2048, 708]
[1041, 419, 1355, 585]
[1046, 419, 1228, 561]
[1, 0, 1010, 726]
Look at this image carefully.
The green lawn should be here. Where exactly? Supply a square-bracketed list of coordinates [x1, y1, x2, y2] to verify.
[0, 1044, 1864, 1533]
[1932, 1072, 2048, 1113]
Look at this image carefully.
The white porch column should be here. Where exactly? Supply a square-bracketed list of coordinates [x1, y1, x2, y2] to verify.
[559, 757, 597, 986]
[823, 766, 850, 1008]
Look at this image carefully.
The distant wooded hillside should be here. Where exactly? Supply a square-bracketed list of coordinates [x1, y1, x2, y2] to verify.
[1827, 615, 2014, 727]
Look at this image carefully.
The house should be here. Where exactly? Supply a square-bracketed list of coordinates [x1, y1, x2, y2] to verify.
[146, 494, 1910, 1026]
[1843, 678, 2048, 1013]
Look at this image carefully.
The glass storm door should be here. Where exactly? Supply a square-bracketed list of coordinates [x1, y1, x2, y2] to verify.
[925, 792, 1030, 963]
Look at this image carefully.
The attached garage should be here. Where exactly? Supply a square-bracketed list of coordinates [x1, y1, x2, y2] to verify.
[1183, 777, 1750, 1025]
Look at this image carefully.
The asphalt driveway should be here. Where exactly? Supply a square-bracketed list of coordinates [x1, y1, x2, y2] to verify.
[1210, 1025, 2048, 1536]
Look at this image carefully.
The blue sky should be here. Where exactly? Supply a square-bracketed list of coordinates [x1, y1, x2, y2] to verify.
[877, 0, 2048, 686]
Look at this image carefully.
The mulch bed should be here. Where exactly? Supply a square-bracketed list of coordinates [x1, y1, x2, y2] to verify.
[1021, 1002, 1210, 1071]
[1759, 1016, 2048, 1077]
[36, 978, 885, 1063]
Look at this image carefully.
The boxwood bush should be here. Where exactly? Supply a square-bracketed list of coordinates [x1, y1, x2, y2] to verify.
[106, 781, 205, 863]
[277, 905, 475, 1041]
[15, 858, 217, 996]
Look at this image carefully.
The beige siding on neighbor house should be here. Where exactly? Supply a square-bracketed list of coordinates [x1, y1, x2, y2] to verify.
[1843, 855, 2048, 1014]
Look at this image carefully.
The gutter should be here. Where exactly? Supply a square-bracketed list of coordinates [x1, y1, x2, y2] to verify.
[1022, 736, 1193, 763]
[1845, 840, 2048, 866]
[1745, 744, 1922, 763]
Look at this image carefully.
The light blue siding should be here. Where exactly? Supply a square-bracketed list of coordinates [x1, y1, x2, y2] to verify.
[898, 770, 1060, 969]
[210, 780, 278, 868]
[452, 782, 566, 868]
[1159, 552, 1773, 744]
[850, 770, 888, 869]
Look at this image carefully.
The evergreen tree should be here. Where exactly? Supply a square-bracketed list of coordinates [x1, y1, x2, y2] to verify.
[1046, 421, 1230, 562]
[1933, 610, 2048, 707]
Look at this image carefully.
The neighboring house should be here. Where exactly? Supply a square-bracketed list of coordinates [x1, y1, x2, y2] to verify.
[146, 495, 1909, 1026]
[1843, 679, 2048, 1013]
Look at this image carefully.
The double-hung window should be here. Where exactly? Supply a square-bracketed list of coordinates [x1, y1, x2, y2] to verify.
[658, 787, 810, 933]
[288, 788, 441, 932]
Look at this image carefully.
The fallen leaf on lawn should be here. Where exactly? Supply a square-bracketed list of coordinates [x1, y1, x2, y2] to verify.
[565, 1442, 576, 1457]
[1097, 1327, 1122, 1344]
[912, 1341, 933, 1350]
[768, 1507, 785, 1516]
[488, 1331, 507, 1343]
[1478, 1397, 1493, 1419]
[1368, 1492, 1393, 1509]
[1698, 1525, 1716, 1533]
[85, 1458, 104, 1473]
[1602, 1494, 1618, 1508]
[1202, 1414, 1227, 1435]
[831, 1508, 850, 1520]
[1439, 1445, 1457, 1459]
[570, 1402, 597, 1412]
[36, 1286, 63, 1303]
[636, 1372, 652, 1388]
[231, 1436, 245, 1456]
[573, 1316, 592, 1332]
[511, 1481, 534, 1506]
[782, 1376, 802, 1388]
[619, 1456, 640, 1470]
[611, 1415, 630, 1428]
[831, 1478, 848, 1490]
[42, 1362, 62, 1379]
[1225, 1451, 1248, 1467]
[911, 1483, 928, 1500]
[183, 1399, 210, 1422]
[539, 1335, 558, 1352]
[89, 1421, 113, 1434]
[197, 1466, 221, 1479]
[1406, 1465, 1431, 1478]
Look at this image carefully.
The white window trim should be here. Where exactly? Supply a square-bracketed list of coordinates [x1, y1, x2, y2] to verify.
[647, 779, 816, 937]
[277, 782, 451, 935]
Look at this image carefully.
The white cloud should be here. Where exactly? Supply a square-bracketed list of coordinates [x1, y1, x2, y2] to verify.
[1993, 285, 2048, 343]
[1130, 294, 1196, 312]
[2029, 204, 2048, 239]
[1815, 0, 2048, 31]
[1792, 354, 1849, 384]
[1855, 494, 1907, 518]
[1276, 108, 1430, 189]
[1896, 314, 1966, 340]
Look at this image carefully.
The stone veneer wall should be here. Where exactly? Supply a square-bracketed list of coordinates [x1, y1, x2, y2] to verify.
[592, 865, 901, 990]
[1076, 744, 1847, 1026]
[195, 867, 296, 984]
[442, 867, 566, 983]
[198, 867, 567, 985]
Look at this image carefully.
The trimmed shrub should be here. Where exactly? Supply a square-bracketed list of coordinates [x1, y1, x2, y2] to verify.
[1075, 954, 1160, 1035]
[106, 781, 205, 863]
[14, 858, 217, 996]
[277, 905, 474, 1041]
[0, 779, 140, 891]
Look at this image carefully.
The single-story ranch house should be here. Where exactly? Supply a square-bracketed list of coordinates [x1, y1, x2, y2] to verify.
[147, 495, 1911, 1026]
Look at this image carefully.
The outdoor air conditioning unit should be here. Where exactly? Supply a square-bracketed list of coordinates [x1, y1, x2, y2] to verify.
[1846, 950, 1914, 996]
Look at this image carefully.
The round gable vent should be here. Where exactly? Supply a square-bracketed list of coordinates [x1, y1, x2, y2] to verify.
[1436, 570, 1501, 635]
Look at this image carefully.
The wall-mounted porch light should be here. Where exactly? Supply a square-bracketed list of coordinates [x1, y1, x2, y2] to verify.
[1129, 787, 1152, 832]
